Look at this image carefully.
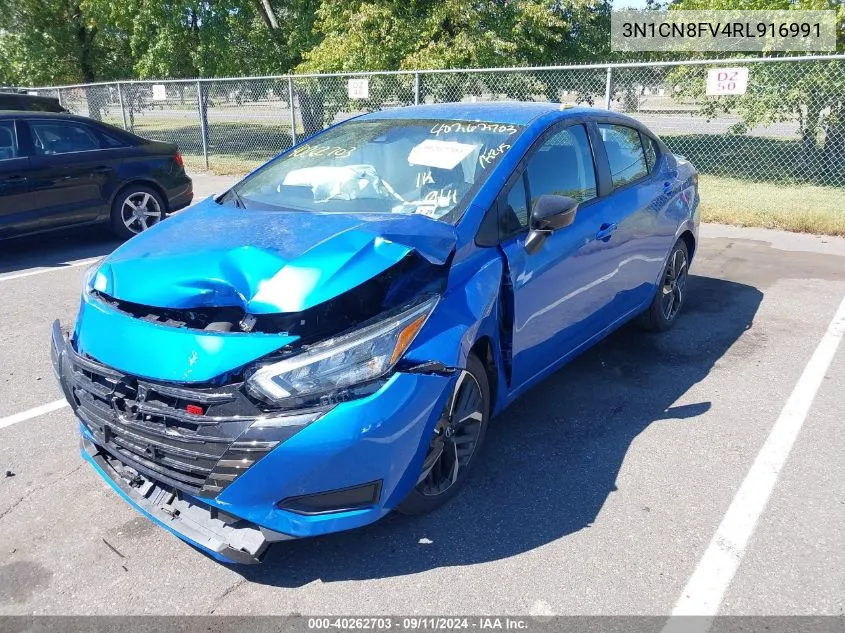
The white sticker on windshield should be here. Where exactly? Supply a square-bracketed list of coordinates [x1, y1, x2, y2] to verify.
[408, 139, 478, 170]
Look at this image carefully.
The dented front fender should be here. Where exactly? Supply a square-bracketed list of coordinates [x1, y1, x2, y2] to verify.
[404, 248, 507, 409]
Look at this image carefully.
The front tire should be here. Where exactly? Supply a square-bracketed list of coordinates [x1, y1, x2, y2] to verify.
[110, 185, 166, 239]
[398, 354, 491, 516]
[638, 239, 689, 332]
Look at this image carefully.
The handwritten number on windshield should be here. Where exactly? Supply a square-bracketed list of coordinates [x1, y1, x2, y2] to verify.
[291, 145, 355, 159]
[430, 122, 518, 137]
[479, 144, 511, 169]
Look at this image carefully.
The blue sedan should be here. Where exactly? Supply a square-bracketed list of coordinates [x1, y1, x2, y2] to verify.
[51, 102, 699, 563]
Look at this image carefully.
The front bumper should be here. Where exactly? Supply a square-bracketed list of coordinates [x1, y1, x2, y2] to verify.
[52, 320, 454, 563]
[79, 432, 293, 564]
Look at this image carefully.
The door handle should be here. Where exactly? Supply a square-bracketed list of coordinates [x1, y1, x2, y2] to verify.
[92, 166, 113, 174]
[596, 223, 618, 242]
[3, 175, 26, 184]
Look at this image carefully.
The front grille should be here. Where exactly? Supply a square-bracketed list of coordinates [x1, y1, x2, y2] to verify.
[62, 345, 282, 497]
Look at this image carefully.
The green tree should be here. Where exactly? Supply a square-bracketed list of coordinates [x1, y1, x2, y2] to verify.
[300, 0, 612, 72]
[295, 0, 612, 131]
[0, 0, 133, 85]
[667, 0, 845, 178]
[0, 0, 321, 85]
[0, 0, 135, 116]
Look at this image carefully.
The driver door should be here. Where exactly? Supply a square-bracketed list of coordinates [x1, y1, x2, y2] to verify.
[499, 122, 619, 395]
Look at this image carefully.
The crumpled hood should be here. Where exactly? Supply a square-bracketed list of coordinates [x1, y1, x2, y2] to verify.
[96, 197, 457, 313]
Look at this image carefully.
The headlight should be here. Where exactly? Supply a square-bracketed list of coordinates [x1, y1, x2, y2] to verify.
[81, 259, 107, 300]
[246, 295, 438, 404]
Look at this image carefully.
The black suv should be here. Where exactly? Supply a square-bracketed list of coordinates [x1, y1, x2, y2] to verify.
[0, 91, 68, 113]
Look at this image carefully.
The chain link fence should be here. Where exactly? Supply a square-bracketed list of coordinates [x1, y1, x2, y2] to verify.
[8, 55, 845, 194]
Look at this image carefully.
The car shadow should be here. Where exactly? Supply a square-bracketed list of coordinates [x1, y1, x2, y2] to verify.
[235, 274, 763, 587]
[0, 227, 123, 275]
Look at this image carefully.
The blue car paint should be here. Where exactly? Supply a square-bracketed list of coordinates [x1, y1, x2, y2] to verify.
[78, 370, 455, 548]
[97, 201, 457, 313]
[211, 372, 456, 528]
[59, 103, 699, 563]
[358, 101, 589, 126]
[76, 296, 298, 383]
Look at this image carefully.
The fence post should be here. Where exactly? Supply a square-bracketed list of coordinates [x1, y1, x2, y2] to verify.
[197, 80, 210, 169]
[604, 67, 613, 110]
[414, 72, 420, 105]
[287, 76, 297, 147]
[116, 83, 128, 130]
[57, 88, 63, 109]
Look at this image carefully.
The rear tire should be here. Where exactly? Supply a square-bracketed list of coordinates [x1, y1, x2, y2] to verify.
[637, 239, 689, 332]
[110, 184, 166, 239]
[397, 354, 491, 516]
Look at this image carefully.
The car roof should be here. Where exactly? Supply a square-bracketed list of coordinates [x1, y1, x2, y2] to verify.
[0, 110, 90, 121]
[0, 92, 60, 102]
[358, 101, 639, 126]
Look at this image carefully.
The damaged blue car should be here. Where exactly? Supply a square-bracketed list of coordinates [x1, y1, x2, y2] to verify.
[51, 102, 699, 563]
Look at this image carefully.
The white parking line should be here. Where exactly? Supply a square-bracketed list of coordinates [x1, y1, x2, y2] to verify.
[667, 293, 845, 627]
[0, 399, 69, 430]
[0, 257, 100, 282]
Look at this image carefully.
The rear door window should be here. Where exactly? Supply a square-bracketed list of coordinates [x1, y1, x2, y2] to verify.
[0, 121, 19, 160]
[98, 129, 128, 148]
[598, 124, 648, 188]
[29, 121, 101, 155]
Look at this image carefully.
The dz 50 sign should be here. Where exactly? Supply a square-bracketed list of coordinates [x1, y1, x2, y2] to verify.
[706, 67, 749, 96]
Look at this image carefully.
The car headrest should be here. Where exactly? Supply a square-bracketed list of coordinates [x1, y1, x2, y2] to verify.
[0, 127, 13, 147]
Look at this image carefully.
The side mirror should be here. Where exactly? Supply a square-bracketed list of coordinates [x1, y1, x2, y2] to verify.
[532, 194, 578, 230]
[524, 195, 578, 255]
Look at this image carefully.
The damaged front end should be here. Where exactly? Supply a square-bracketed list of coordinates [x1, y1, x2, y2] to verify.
[52, 202, 466, 562]
[80, 434, 296, 564]
[52, 319, 322, 563]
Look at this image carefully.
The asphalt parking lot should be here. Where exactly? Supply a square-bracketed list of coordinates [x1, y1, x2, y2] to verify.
[0, 175, 843, 616]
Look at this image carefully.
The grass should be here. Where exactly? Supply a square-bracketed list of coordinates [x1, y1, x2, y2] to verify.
[651, 134, 845, 236]
[183, 154, 264, 175]
[699, 175, 845, 236]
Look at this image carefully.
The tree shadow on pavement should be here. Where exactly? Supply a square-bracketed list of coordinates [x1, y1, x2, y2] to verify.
[237, 273, 763, 587]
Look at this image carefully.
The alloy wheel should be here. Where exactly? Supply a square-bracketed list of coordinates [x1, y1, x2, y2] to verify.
[661, 247, 688, 322]
[418, 370, 485, 497]
[121, 192, 162, 234]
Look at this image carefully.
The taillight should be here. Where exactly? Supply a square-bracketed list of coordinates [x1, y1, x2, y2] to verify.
[174, 152, 184, 168]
